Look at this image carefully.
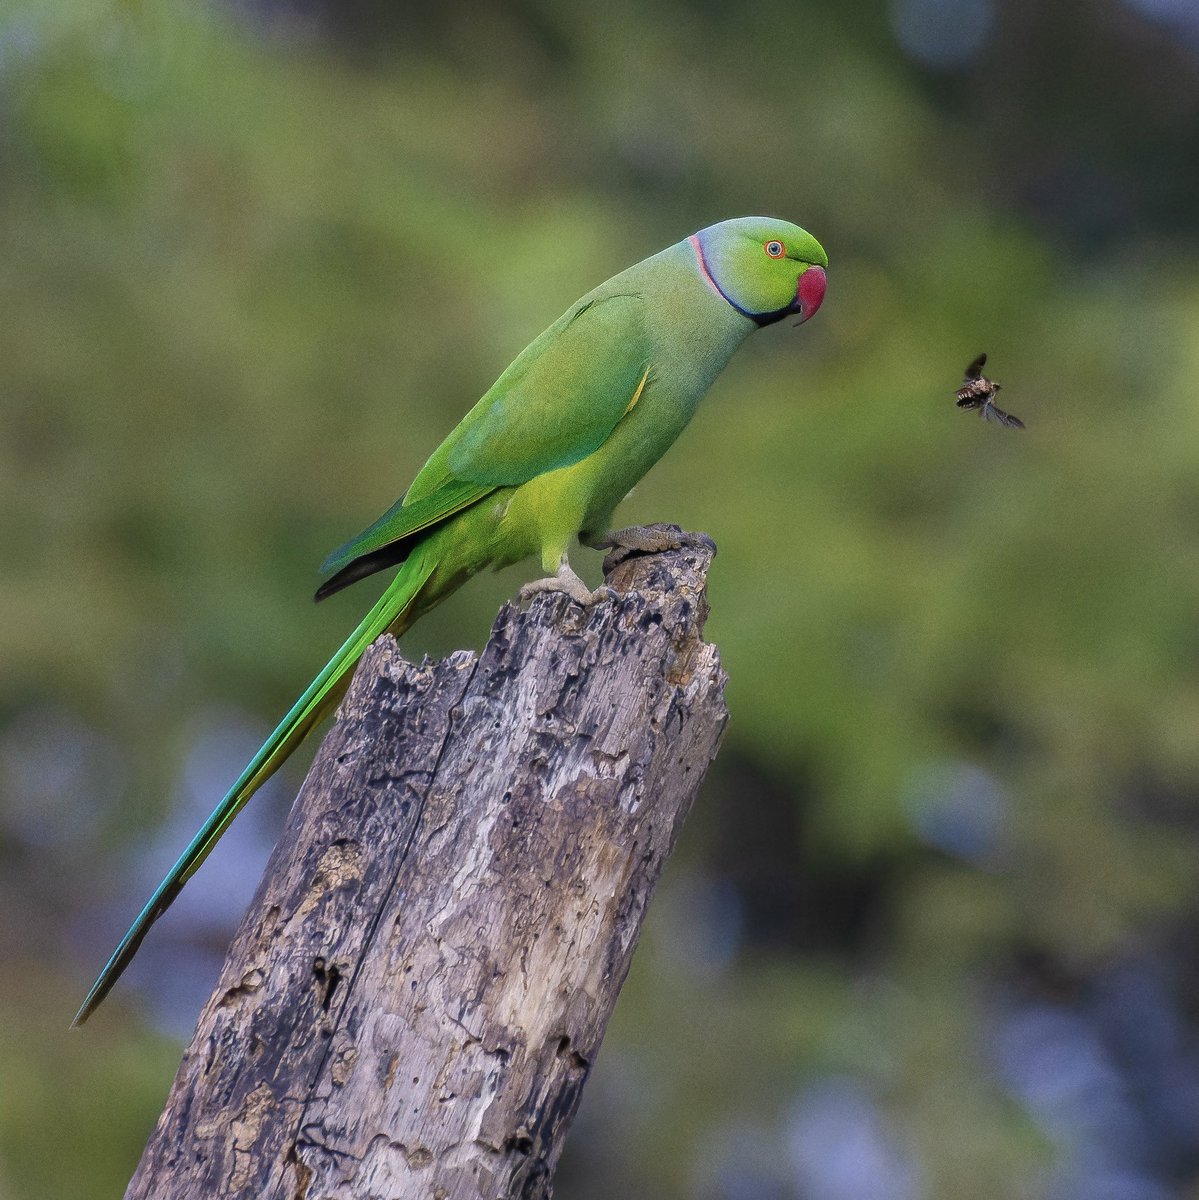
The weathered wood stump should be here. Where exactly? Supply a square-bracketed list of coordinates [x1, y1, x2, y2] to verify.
[126, 528, 728, 1200]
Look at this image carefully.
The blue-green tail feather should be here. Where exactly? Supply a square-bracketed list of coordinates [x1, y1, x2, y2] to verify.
[72, 552, 436, 1026]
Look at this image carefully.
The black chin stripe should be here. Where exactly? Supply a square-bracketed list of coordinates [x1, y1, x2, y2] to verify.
[745, 304, 795, 328]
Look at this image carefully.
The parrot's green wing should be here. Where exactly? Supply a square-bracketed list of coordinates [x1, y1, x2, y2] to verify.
[315, 478, 493, 599]
[439, 294, 651, 488]
[316, 294, 651, 600]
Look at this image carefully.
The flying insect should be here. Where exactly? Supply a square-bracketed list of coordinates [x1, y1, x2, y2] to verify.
[955, 353, 1024, 429]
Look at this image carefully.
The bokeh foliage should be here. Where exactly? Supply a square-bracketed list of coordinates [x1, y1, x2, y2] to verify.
[3, 0, 1199, 1196]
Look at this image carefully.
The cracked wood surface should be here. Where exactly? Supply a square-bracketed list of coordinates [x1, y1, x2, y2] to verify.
[125, 528, 728, 1200]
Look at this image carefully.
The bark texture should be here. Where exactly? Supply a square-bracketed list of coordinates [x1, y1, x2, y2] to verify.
[125, 529, 728, 1200]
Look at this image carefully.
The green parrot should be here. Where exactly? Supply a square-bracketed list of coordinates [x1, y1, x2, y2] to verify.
[73, 215, 827, 1026]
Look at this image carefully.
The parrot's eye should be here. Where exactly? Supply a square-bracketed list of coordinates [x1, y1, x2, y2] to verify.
[764, 240, 786, 259]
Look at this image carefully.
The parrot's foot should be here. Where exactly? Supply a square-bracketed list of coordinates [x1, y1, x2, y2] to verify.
[519, 559, 616, 608]
[589, 523, 717, 567]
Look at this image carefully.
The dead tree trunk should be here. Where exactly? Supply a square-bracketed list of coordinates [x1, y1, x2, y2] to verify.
[125, 529, 728, 1200]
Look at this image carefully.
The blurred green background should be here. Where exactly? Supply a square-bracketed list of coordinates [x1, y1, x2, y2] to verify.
[4, 0, 1199, 1195]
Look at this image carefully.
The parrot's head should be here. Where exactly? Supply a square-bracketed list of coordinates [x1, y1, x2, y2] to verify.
[690, 216, 827, 328]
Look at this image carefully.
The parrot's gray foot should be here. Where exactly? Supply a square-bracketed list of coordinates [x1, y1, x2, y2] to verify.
[590, 523, 717, 567]
[519, 559, 616, 608]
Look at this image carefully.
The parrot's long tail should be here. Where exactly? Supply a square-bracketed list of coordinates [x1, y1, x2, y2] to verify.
[71, 550, 438, 1027]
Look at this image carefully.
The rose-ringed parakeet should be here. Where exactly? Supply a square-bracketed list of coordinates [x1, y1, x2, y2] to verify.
[73, 215, 827, 1025]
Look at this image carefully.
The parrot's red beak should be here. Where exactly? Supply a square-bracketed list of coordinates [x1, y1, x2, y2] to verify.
[795, 264, 826, 323]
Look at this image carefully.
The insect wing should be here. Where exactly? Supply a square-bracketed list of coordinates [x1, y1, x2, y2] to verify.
[983, 400, 1025, 429]
[964, 353, 987, 381]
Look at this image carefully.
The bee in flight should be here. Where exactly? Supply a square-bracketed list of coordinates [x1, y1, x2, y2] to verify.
[955, 353, 1024, 430]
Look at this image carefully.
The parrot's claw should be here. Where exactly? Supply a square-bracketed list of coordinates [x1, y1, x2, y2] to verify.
[519, 561, 616, 609]
[590, 523, 717, 567]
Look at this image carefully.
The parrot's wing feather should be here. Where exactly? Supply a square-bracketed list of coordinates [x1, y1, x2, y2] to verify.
[317, 294, 651, 600]
[441, 293, 651, 487]
[317, 477, 493, 599]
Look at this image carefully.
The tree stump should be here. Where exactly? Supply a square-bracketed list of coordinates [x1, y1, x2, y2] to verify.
[125, 528, 728, 1200]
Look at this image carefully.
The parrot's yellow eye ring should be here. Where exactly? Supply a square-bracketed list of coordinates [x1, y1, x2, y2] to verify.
[764, 240, 785, 258]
